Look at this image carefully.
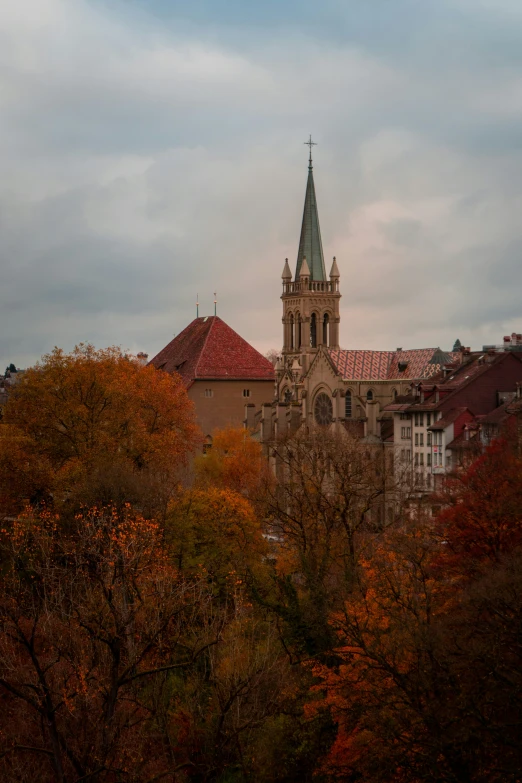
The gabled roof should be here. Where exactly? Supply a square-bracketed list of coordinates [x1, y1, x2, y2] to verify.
[428, 407, 470, 430]
[328, 348, 458, 382]
[295, 163, 326, 282]
[149, 316, 275, 387]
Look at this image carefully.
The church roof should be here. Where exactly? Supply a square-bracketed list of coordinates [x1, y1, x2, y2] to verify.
[295, 163, 326, 282]
[328, 348, 458, 381]
[149, 316, 275, 387]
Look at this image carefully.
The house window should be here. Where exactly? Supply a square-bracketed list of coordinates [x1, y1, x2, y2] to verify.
[406, 427, 411, 437]
[204, 389, 213, 398]
[415, 453, 419, 466]
[367, 390, 374, 401]
[243, 389, 250, 398]
[427, 453, 432, 467]
[401, 427, 405, 438]
[407, 450, 411, 461]
[415, 413, 419, 426]
[420, 434, 424, 446]
[419, 413, 424, 426]
[427, 413, 431, 426]
[345, 391, 352, 418]
[427, 432, 432, 446]
[415, 433, 419, 446]
[420, 453, 424, 466]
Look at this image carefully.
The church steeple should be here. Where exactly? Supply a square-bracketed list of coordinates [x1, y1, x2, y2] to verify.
[295, 136, 326, 282]
[280, 141, 341, 360]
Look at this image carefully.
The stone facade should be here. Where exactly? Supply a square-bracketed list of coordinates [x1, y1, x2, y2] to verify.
[188, 378, 275, 440]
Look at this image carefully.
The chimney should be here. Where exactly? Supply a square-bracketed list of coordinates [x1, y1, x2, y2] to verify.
[137, 352, 149, 366]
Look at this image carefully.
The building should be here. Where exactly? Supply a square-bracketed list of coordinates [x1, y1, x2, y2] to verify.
[149, 315, 274, 441]
[384, 349, 522, 492]
[247, 149, 457, 444]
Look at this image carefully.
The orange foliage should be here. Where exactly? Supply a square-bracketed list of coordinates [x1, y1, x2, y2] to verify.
[195, 426, 269, 497]
[167, 485, 268, 589]
[0, 344, 200, 514]
[0, 504, 218, 782]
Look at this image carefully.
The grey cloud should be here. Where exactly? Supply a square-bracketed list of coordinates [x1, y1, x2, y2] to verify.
[2, 0, 522, 369]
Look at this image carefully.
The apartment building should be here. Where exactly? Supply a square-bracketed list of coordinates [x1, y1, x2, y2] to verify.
[386, 349, 522, 492]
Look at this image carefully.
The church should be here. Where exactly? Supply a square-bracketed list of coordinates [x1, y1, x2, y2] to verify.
[151, 142, 456, 444]
[246, 144, 456, 444]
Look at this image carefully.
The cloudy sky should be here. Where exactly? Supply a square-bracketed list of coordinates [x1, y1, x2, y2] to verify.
[3, 0, 522, 369]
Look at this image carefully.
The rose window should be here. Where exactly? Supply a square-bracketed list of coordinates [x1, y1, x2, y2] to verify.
[314, 392, 333, 426]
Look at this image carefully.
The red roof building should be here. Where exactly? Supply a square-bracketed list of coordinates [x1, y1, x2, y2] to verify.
[384, 350, 522, 494]
[149, 316, 275, 439]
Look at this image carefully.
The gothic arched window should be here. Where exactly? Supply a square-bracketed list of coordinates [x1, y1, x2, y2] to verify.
[310, 313, 317, 348]
[323, 313, 330, 346]
[345, 390, 352, 418]
[296, 313, 301, 349]
[289, 313, 294, 350]
[366, 389, 374, 401]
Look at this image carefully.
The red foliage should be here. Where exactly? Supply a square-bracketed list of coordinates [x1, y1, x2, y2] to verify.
[437, 434, 522, 573]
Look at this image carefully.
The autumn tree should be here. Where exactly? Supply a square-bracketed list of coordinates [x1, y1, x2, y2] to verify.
[0, 504, 222, 782]
[194, 426, 269, 498]
[0, 344, 200, 518]
[166, 485, 269, 598]
[306, 428, 522, 782]
[256, 426, 413, 658]
[436, 431, 522, 577]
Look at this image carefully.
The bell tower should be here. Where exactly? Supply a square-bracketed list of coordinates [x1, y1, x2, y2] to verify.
[281, 138, 341, 359]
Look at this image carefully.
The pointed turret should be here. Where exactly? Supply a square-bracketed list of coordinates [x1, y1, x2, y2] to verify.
[281, 258, 292, 281]
[299, 255, 310, 280]
[295, 154, 326, 281]
[329, 256, 340, 279]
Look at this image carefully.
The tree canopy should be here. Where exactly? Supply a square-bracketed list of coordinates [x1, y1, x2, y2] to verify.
[0, 344, 200, 517]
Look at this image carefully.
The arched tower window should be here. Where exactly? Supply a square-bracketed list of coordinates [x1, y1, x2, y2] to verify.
[289, 313, 294, 350]
[310, 313, 317, 348]
[392, 388, 397, 400]
[366, 389, 374, 401]
[345, 390, 352, 418]
[296, 313, 301, 349]
[323, 313, 330, 346]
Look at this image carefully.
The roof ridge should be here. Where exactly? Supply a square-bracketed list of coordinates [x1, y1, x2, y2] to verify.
[193, 315, 216, 379]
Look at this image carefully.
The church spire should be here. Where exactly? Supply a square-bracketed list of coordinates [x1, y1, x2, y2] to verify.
[295, 136, 326, 282]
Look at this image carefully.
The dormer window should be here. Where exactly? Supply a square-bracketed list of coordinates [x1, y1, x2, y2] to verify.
[398, 361, 408, 372]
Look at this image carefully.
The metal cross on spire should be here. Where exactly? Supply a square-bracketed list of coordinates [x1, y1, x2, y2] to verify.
[304, 134, 317, 168]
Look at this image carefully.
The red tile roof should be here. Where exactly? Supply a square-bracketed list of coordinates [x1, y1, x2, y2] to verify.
[149, 316, 275, 386]
[328, 348, 458, 381]
[328, 350, 392, 380]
